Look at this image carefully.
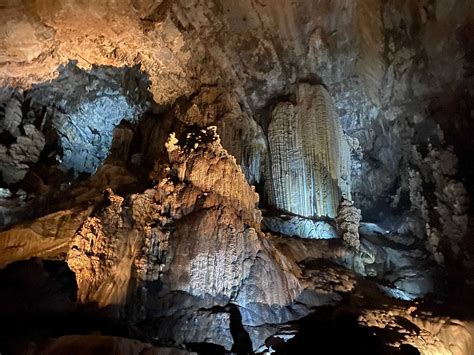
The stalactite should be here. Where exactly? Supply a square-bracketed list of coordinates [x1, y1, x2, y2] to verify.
[266, 83, 351, 218]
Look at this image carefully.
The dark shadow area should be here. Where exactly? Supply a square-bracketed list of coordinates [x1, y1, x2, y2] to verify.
[0, 258, 145, 354]
[0, 258, 77, 319]
[426, 81, 474, 302]
[228, 304, 254, 355]
[186, 342, 227, 355]
[0, 255, 471, 355]
[271, 306, 419, 355]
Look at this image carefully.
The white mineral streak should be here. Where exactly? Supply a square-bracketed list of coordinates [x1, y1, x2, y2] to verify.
[266, 84, 351, 218]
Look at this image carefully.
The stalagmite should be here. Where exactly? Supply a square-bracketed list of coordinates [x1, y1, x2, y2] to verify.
[336, 199, 362, 250]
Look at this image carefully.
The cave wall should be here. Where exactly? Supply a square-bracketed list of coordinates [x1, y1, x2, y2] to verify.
[1, 0, 473, 263]
[1, 1, 474, 353]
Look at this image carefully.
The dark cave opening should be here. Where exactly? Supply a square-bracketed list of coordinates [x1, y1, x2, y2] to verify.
[269, 306, 419, 355]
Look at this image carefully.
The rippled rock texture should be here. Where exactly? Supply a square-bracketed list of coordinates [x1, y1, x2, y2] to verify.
[0, 128, 471, 353]
[1, 0, 474, 354]
[63, 129, 297, 349]
[266, 83, 351, 218]
[2, 0, 471, 266]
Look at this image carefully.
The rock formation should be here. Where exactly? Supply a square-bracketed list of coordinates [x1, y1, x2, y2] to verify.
[263, 214, 339, 240]
[336, 199, 362, 250]
[63, 128, 302, 349]
[0, 1, 473, 354]
[266, 84, 351, 218]
[0, 90, 45, 184]
[0, 126, 469, 352]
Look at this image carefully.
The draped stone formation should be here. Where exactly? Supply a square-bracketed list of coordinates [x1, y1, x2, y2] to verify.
[266, 84, 351, 218]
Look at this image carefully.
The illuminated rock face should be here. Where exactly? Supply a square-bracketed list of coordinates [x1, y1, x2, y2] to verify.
[62, 129, 308, 349]
[263, 215, 338, 239]
[58, 95, 138, 174]
[0, 130, 467, 352]
[266, 84, 351, 218]
[171, 86, 268, 185]
[24, 63, 150, 175]
[336, 199, 362, 250]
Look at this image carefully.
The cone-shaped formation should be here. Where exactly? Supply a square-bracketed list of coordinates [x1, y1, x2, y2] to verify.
[266, 84, 351, 218]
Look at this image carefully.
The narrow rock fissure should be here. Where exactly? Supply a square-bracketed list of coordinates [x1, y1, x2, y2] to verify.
[228, 304, 254, 355]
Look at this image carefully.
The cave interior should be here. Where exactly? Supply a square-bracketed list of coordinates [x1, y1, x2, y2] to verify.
[1, 1, 474, 354]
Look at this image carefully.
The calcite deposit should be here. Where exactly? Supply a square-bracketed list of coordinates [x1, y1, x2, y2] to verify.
[0, 1, 473, 354]
[336, 199, 362, 250]
[266, 84, 352, 218]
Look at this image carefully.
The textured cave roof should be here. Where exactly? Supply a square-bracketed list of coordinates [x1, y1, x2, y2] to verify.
[1, 0, 472, 115]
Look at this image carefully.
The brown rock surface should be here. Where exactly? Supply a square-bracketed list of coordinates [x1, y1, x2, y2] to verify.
[58, 129, 362, 350]
[1, 0, 471, 266]
[0, 208, 92, 269]
[0, 129, 471, 352]
[336, 199, 362, 250]
[358, 305, 474, 355]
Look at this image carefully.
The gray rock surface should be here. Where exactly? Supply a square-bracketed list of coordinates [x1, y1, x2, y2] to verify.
[263, 215, 338, 240]
[26, 63, 151, 175]
[1, 0, 472, 263]
[0, 90, 45, 184]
